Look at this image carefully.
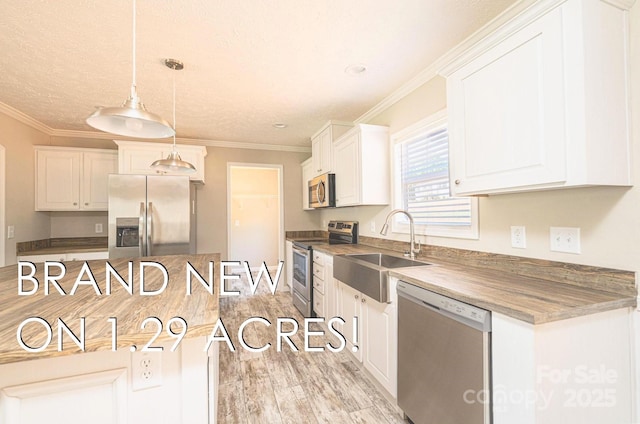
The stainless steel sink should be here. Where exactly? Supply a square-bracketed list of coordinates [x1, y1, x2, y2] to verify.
[333, 253, 431, 303]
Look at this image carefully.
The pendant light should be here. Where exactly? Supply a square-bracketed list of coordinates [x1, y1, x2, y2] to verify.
[150, 59, 197, 173]
[86, 0, 174, 138]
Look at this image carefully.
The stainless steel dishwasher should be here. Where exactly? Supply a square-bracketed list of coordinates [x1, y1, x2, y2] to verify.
[397, 280, 492, 424]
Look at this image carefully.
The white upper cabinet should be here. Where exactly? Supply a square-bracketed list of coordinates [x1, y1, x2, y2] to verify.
[310, 121, 353, 177]
[114, 140, 207, 183]
[333, 124, 390, 207]
[35, 146, 117, 211]
[441, 0, 633, 195]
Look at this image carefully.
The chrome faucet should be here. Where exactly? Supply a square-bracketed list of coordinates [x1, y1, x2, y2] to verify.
[380, 209, 421, 259]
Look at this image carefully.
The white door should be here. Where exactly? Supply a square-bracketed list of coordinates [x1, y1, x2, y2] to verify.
[227, 164, 283, 269]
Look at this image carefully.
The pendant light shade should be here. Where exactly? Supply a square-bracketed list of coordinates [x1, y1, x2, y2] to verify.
[151, 150, 197, 173]
[86, 86, 175, 138]
[86, 0, 174, 139]
[150, 59, 197, 174]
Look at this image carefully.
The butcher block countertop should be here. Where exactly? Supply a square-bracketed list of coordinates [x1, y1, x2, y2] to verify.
[0, 253, 220, 365]
[308, 242, 636, 325]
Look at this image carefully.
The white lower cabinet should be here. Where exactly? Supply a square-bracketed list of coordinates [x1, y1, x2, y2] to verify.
[18, 251, 109, 263]
[492, 308, 633, 424]
[337, 277, 398, 397]
[312, 251, 333, 317]
[0, 337, 218, 424]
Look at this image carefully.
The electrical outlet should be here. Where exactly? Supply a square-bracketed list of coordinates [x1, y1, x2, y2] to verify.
[7, 226, 14, 239]
[131, 351, 162, 391]
[370, 221, 376, 233]
[95, 223, 103, 233]
[550, 227, 581, 254]
[510, 226, 526, 249]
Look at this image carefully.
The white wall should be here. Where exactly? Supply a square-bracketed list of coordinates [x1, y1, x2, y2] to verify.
[0, 114, 51, 265]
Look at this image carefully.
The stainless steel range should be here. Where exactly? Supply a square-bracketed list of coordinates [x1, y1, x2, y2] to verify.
[291, 221, 358, 316]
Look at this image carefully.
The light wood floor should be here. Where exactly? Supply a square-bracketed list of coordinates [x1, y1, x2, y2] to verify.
[217, 277, 408, 424]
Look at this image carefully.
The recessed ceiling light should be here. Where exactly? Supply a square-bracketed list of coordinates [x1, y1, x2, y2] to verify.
[345, 64, 367, 75]
[273, 123, 288, 129]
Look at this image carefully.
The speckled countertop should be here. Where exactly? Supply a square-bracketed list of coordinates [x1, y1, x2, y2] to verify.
[0, 253, 219, 364]
[302, 241, 636, 325]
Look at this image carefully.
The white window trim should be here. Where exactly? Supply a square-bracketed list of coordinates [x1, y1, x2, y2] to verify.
[390, 109, 479, 240]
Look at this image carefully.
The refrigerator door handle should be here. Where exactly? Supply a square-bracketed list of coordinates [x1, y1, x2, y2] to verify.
[147, 202, 153, 257]
[139, 202, 146, 257]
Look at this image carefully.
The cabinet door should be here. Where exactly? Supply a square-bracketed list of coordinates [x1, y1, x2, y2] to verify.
[82, 151, 117, 211]
[448, 8, 566, 195]
[338, 282, 363, 362]
[119, 147, 164, 175]
[362, 294, 397, 397]
[311, 127, 332, 176]
[333, 132, 360, 207]
[36, 150, 81, 210]
[324, 261, 336, 318]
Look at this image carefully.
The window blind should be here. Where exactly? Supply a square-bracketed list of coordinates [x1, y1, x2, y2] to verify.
[397, 127, 472, 227]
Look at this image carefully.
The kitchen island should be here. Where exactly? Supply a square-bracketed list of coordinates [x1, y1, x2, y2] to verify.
[0, 253, 220, 424]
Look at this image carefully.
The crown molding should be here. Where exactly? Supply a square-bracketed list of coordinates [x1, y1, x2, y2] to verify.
[182, 138, 311, 153]
[354, 0, 543, 124]
[0, 102, 53, 135]
[0, 103, 310, 153]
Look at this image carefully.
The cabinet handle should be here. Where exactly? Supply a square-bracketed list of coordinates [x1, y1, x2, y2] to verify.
[355, 294, 359, 300]
[73, 202, 78, 205]
[362, 298, 366, 303]
[85, 202, 89, 206]
[454, 179, 461, 185]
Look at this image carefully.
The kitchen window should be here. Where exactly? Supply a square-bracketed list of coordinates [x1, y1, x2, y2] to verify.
[392, 110, 478, 239]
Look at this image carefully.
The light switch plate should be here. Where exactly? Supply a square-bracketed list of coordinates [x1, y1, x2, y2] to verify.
[95, 223, 103, 233]
[550, 227, 581, 254]
[7, 225, 14, 239]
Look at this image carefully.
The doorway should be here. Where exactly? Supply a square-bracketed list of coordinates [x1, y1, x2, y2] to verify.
[227, 163, 283, 270]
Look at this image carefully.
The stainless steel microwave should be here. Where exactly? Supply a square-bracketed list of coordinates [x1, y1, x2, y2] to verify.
[308, 173, 335, 208]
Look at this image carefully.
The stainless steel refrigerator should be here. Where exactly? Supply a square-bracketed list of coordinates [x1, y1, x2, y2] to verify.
[108, 174, 196, 259]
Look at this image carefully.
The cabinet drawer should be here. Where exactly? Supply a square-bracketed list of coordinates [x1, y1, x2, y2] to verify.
[313, 289, 324, 316]
[313, 252, 325, 265]
[313, 263, 325, 280]
[313, 275, 325, 294]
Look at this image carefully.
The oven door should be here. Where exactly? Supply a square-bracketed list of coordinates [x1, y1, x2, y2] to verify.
[292, 245, 311, 300]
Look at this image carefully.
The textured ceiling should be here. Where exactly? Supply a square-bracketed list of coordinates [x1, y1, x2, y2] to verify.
[0, 0, 517, 148]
